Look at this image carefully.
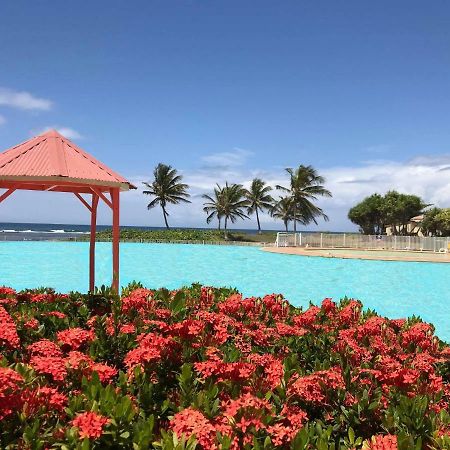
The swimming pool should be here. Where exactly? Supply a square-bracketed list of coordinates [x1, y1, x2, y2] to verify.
[1, 241, 449, 341]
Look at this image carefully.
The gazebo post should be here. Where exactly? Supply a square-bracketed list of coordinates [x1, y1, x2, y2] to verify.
[111, 188, 120, 292]
[89, 193, 99, 292]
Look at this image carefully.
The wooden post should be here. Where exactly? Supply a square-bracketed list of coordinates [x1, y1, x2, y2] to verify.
[111, 188, 120, 292]
[89, 194, 99, 292]
[0, 188, 16, 204]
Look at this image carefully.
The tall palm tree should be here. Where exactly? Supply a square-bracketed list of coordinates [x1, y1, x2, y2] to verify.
[270, 196, 293, 231]
[221, 182, 249, 238]
[143, 163, 191, 229]
[276, 165, 332, 232]
[203, 182, 249, 238]
[244, 178, 274, 233]
[202, 184, 225, 230]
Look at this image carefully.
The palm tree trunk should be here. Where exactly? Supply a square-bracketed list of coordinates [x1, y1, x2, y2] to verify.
[218, 217, 221, 230]
[255, 208, 261, 233]
[224, 216, 228, 239]
[284, 220, 288, 232]
[162, 206, 169, 229]
[293, 203, 297, 233]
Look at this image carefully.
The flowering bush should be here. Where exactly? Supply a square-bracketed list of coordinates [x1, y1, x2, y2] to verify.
[0, 283, 449, 449]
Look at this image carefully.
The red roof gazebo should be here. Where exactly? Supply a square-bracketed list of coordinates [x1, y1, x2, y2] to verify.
[0, 130, 135, 291]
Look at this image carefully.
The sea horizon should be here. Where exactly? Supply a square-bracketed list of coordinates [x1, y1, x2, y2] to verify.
[0, 221, 350, 238]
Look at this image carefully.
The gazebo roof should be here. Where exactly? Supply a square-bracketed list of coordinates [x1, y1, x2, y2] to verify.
[0, 129, 135, 191]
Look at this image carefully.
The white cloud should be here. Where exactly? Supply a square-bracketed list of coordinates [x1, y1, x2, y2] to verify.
[201, 147, 253, 169]
[0, 114, 6, 125]
[0, 87, 53, 111]
[37, 126, 83, 140]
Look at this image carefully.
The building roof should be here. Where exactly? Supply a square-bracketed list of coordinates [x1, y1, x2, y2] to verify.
[0, 130, 135, 191]
[410, 215, 424, 222]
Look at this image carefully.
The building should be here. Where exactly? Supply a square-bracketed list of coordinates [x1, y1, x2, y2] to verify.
[385, 215, 424, 236]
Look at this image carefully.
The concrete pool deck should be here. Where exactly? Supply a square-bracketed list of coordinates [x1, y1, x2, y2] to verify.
[263, 246, 450, 263]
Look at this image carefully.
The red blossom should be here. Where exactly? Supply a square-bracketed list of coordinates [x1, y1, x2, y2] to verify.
[28, 339, 63, 358]
[121, 288, 154, 314]
[0, 305, 20, 349]
[288, 367, 345, 404]
[71, 411, 110, 440]
[91, 363, 118, 383]
[363, 434, 398, 449]
[44, 311, 67, 319]
[30, 355, 67, 381]
[24, 318, 39, 330]
[171, 408, 217, 449]
[57, 327, 95, 351]
[0, 367, 24, 419]
[22, 386, 67, 416]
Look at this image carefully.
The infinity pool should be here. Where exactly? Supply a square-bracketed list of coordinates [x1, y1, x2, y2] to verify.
[1, 241, 449, 341]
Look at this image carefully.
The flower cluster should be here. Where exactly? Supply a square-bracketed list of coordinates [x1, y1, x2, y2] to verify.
[0, 284, 449, 449]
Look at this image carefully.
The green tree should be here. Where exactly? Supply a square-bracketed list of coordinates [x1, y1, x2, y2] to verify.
[348, 194, 385, 234]
[203, 182, 249, 238]
[202, 184, 225, 230]
[382, 191, 428, 235]
[244, 178, 274, 233]
[421, 207, 442, 236]
[270, 196, 293, 231]
[422, 208, 450, 236]
[348, 191, 428, 235]
[435, 209, 450, 236]
[143, 163, 191, 229]
[276, 165, 331, 232]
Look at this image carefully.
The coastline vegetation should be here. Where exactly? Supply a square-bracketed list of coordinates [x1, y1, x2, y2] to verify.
[91, 228, 278, 243]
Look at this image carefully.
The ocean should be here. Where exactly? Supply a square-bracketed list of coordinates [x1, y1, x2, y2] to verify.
[0, 222, 263, 241]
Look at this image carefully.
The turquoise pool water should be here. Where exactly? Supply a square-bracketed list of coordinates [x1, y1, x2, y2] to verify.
[1, 241, 449, 341]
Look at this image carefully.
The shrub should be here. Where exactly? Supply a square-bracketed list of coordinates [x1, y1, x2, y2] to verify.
[0, 283, 449, 449]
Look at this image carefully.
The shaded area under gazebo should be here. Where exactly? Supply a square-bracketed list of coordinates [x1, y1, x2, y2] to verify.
[0, 130, 135, 291]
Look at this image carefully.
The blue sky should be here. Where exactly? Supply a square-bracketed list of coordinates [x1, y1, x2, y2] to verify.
[1, 1, 450, 230]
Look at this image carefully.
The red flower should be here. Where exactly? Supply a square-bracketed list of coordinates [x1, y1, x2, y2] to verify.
[22, 386, 67, 416]
[57, 327, 95, 351]
[171, 408, 217, 449]
[0, 367, 24, 419]
[121, 288, 154, 314]
[0, 286, 16, 297]
[44, 311, 67, 319]
[0, 306, 20, 349]
[124, 333, 176, 371]
[30, 355, 67, 381]
[71, 411, 110, 440]
[24, 318, 39, 330]
[288, 367, 345, 404]
[91, 363, 118, 383]
[66, 351, 93, 370]
[27, 339, 63, 358]
[194, 360, 256, 383]
[119, 323, 136, 334]
[293, 305, 321, 328]
[363, 434, 398, 449]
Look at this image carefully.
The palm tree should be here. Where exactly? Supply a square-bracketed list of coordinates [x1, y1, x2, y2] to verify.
[276, 165, 332, 232]
[203, 182, 249, 238]
[270, 196, 293, 231]
[244, 178, 274, 233]
[202, 184, 225, 230]
[143, 163, 191, 229]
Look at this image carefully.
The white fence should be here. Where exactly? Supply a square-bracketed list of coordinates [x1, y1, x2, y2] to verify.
[275, 232, 450, 253]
